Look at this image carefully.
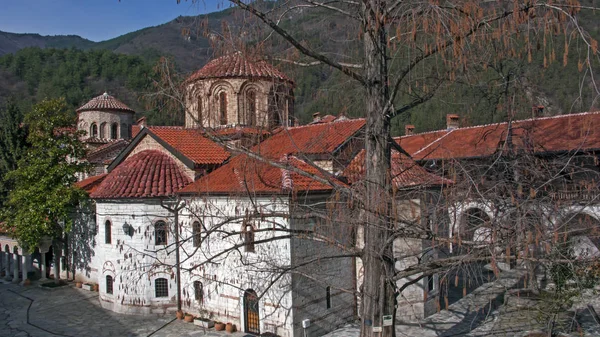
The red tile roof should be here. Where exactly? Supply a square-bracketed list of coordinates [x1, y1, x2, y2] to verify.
[77, 93, 135, 114]
[397, 112, 600, 160]
[344, 150, 451, 189]
[144, 126, 230, 166]
[91, 150, 192, 199]
[187, 53, 293, 84]
[394, 130, 449, 156]
[254, 118, 365, 158]
[179, 154, 336, 194]
[76, 174, 107, 194]
[179, 119, 364, 195]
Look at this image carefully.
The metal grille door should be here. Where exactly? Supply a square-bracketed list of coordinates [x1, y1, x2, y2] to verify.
[244, 289, 260, 334]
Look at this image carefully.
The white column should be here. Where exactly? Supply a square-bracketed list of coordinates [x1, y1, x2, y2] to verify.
[20, 254, 29, 285]
[4, 253, 11, 281]
[12, 253, 20, 283]
[40, 252, 48, 281]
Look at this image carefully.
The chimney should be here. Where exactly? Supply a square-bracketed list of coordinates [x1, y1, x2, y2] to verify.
[405, 124, 415, 136]
[312, 112, 321, 123]
[446, 114, 460, 130]
[532, 105, 544, 118]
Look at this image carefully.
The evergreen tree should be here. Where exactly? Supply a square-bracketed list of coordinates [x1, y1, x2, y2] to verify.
[0, 99, 28, 207]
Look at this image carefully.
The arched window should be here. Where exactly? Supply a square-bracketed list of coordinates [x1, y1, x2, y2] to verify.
[110, 123, 118, 139]
[192, 221, 201, 247]
[120, 123, 128, 138]
[244, 223, 255, 253]
[219, 91, 227, 125]
[106, 275, 113, 294]
[461, 208, 491, 242]
[326, 286, 331, 309]
[99, 122, 107, 139]
[196, 96, 203, 127]
[246, 90, 256, 126]
[155, 278, 168, 297]
[194, 281, 203, 302]
[90, 123, 98, 138]
[155, 221, 167, 245]
[105, 220, 112, 244]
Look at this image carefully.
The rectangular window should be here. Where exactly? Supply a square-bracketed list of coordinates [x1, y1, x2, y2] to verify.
[326, 286, 331, 309]
[106, 275, 113, 295]
[194, 281, 203, 302]
[155, 278, 168, 297]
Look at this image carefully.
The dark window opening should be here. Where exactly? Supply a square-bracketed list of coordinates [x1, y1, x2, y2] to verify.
[194, 281, 203, 302]
[219, 92, 227, 125]
[91, 123, 98, 138]
[246, 90, 256, 126]
[326, 286, 331, 309]
[105, 220, 112, 244]
[106, 275, 113, 294]
[110, 123, 118, 139]
[244, 223, 255, 253]
[155, 278, 168, 297]
[155, 221, 167, 245]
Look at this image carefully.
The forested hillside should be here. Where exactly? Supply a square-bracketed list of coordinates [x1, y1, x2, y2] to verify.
[0, 3, 599, 134]
[0, 48, 182, 125]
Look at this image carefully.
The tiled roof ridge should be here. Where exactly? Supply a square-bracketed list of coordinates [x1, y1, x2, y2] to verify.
[280, 154, 293, 191]
[398, 110, 600, 139]
[76, 92, 135, 113]
[412, 129, 455, 157]
[287, 117, 365, 130]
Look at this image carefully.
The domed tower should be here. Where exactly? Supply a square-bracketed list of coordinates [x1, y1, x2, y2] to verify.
[76, 93, 136, 149]
[184, 53, 294, 129]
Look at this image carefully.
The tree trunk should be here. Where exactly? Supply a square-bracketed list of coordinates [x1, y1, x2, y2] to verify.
[53, 241, 61, 285]
[360, 0, 395, 336]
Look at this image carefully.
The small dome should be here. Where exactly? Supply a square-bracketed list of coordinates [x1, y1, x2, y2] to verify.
[187, 53, 293, 84]
[77, 93, 135, 113]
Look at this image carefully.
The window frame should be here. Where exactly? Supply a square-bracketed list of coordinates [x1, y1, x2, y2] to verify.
[194, 280, 203, 302]
[90, 123, 98, 138]
[192, 221, 202, 247]
[110, 123, 118, 139]
[244, 223, 255, 253]
[106, 275, 114, 295]
[104, 220, 112, 244]
[155, 278, 168, 298]
[154, 220, 168, 246]
[219, 91, 227, 125]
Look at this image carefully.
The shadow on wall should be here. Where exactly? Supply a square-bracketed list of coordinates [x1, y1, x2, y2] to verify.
[69, 199, 96, 279]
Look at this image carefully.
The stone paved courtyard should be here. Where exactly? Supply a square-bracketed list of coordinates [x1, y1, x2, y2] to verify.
[0, 279, 249, 337]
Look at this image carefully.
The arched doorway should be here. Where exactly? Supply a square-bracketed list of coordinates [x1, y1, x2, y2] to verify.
[244, 289, 260, 334]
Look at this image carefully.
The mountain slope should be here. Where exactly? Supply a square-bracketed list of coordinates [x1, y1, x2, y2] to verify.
[0, 31, 94, 56]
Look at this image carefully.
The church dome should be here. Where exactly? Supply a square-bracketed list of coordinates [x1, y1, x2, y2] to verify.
[77, 93, 135, 114]
[187, 53, 293, 84]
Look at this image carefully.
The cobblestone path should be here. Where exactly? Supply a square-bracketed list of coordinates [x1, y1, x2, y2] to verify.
[0, 280, 249, 337]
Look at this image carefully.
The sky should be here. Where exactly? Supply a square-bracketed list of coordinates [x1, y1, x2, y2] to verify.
[0, 0, 223, 42]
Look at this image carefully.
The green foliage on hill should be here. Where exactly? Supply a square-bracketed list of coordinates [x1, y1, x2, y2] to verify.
[0, 47, 155, 117]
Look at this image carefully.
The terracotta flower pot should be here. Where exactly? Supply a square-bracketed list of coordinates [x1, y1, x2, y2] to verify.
[93, 283, 99, 292]
[23, 279, 31, 286]
[75, 282, 82, 288]
[215, 322, 225, 331]
[225, 322, 236, 333]
[176, 310, 184, 320]
[184, 314, 194, 323]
